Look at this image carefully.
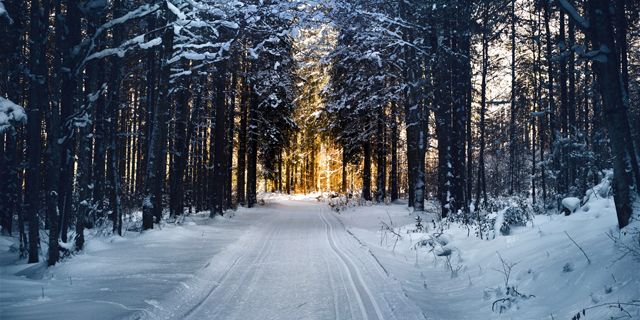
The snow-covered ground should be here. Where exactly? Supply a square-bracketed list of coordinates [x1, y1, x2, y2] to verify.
[1, 211, 253, 319]
[337, 197, 640, 319]
[1, 192, 638, 319]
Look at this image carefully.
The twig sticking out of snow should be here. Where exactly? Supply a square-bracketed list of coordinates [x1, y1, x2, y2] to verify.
[565, 231, 591, 264]
[493, 251, 518, 287]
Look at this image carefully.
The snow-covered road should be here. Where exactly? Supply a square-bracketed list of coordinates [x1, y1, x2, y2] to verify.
[162, 200, 425, 320]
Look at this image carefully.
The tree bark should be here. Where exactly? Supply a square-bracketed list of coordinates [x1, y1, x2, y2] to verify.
[45, 0, 63, 266]
[236, 63, 248, 205]
[376, 104, 385, 203]
[212, 59, 228, 217]
[143, 4, 175, 229]
[584, 0, 637, 228]
[362, 140, 372, 201]
[169, 60, 192, 218]
[26, 0, 51, 263]
[108, 0, 123, 235]
[59, 0, 81, 243]
[390, 100, 398, 202]
[246, 89, 258, 208]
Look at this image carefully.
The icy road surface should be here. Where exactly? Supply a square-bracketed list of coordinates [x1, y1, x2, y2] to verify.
[154, 200, 425, 320]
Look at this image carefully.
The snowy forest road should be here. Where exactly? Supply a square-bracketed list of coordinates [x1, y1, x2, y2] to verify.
[161, 200, 425, 320]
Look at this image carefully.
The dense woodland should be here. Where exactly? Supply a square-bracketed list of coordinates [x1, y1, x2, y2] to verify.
[0, 0, 638, 267]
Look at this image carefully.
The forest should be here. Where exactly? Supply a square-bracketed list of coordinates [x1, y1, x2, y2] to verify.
[1, 0, 638, 269]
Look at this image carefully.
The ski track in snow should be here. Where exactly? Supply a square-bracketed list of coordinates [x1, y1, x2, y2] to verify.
[162, 200, 425, 320]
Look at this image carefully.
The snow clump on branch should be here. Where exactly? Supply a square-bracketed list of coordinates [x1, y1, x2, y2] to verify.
[0, 97, 27, 133]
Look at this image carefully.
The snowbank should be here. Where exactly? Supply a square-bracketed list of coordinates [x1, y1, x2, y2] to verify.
[562, 197, 581, 213]
[0, 209, 259, 319]
[333, 196, 640, 319]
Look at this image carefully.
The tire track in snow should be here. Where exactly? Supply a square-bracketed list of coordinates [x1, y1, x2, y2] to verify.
[318, 205, 385, 320]
[183, 214, 283, 319]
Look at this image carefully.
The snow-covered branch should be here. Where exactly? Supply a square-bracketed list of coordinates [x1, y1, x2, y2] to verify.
[0, 97, 27, 133]
[555, 0, 589, 31]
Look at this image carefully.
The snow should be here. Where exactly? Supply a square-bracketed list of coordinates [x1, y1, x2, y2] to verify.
[167, 1, 186, 21]
[1, 211, 251, 319]
[1, 193, 638, 319]
[562, 197, 581, 213]
[557, 0, 590, 30]
[0, 0, 13, 24]
[139, 37, 162, 50]
[0, 97, 27, 133]
[335, 196, 640, 319]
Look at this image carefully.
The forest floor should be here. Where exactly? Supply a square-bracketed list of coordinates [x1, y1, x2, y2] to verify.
[1, 193, 639, 319]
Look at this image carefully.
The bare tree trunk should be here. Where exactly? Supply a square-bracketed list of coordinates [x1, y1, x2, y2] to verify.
[559, 11, 569, 196]
[342, 147, 347, 194]
[169, 60, 192, 218]
[544, 0, 556, 207]
[226, 58, 238, 209]
[236, 62, 248, 205]
[390, 100, 398, 202]
[584, 0, 637, 228]
[509, 0, 516, 196]
[614, 0, 640, 190]
[362, 140, 372, 201]
[143, 4, 175, 229]
[376, 104, 386, 203]
[246, 88, 258, 208]
[59, 0, 81, 243]
[45, 0, 64, 266]
[212, 59, 228, 217]
[108, 0, 123, 235]
[475, 14, 488, 209]
[26, 0, 51, 263]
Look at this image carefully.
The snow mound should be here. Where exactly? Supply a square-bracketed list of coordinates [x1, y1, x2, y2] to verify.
[562, 197, 581, 213]
[83, 239, 111, 253]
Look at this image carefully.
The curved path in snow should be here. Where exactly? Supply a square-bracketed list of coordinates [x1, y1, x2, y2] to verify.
[164, 199, 425, 320]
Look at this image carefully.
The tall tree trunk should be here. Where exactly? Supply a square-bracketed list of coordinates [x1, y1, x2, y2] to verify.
[227, 57, 238, 209]
[509, 0, 517, 196]
[544, 0, 556, 206]
[376, 104, 385, 203]
[26, 0, 51, 263]
[143, 4, 175, 229]
[362, 140, 372, 201]
[46, 0, 63, 266]
[59, 0, 81, 243]
[532, 10, 540, 206]
[568, 9, 576, 195]
[390, 100, 398, 201]
[212, 59, 228, 217]
[475, 18, 488, 209]
[236, 64, 248, 205]
[169, 60, 192, 218]
[450, 3, 470, 216]
[246, 90, 258, 208]
[140, 1, 158, 203]
[93, 51, 107, 222]
[401, 0, 416, 208]
[583, 0, 637, 228]
[559, 11, 569, 196]
[614, 0, 640, 190]
[108, 0, 123, 235]
[342, 147, 347, 193]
